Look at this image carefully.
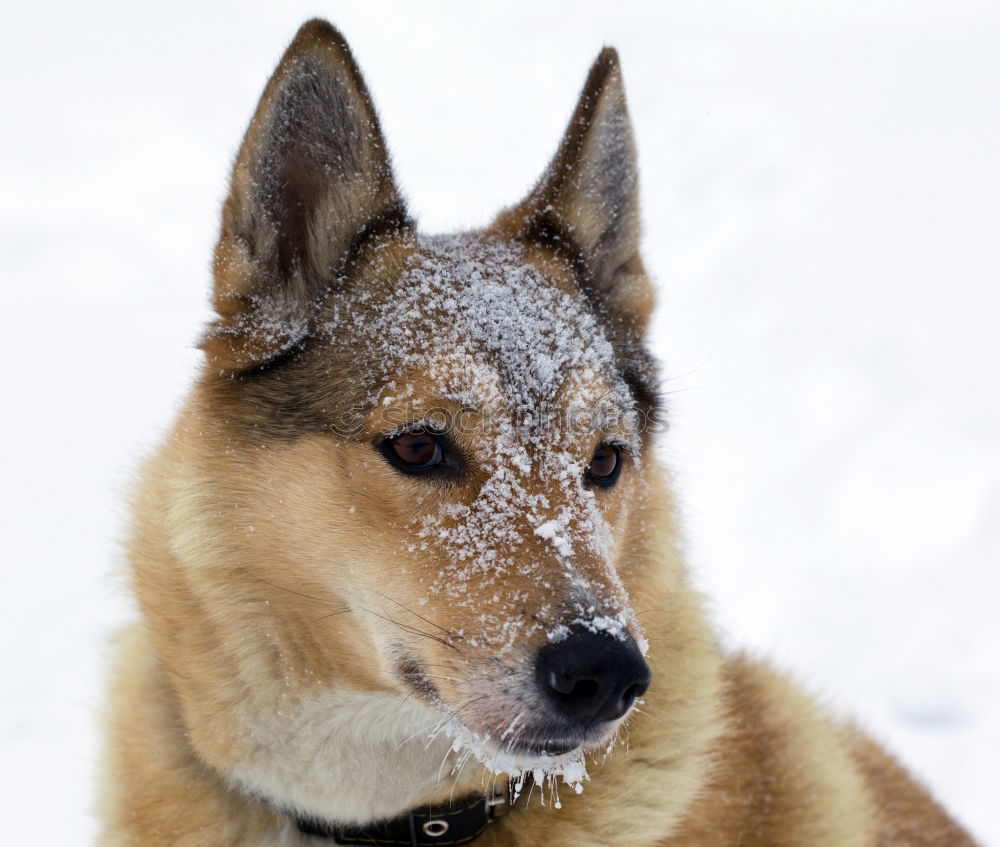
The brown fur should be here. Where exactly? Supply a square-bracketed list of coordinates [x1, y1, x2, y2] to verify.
[99, 19, 980, 846]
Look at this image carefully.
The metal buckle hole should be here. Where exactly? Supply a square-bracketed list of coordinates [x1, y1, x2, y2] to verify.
[422, 819, 450, 838]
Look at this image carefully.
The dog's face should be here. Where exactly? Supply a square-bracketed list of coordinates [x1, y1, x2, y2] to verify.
[158, 21, 666, 793]
[238, 234, 654, 760]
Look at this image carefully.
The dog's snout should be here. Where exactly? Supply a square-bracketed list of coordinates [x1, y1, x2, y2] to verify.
[535, 629, 651, 726]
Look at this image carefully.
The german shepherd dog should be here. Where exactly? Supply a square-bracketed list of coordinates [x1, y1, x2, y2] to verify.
[99, 20, 979, 847]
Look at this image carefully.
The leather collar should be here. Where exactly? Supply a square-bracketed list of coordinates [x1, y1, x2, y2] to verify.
[294, 786, 511, 845]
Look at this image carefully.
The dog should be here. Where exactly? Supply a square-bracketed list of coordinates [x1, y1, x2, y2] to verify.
[98, 19, 980, 846]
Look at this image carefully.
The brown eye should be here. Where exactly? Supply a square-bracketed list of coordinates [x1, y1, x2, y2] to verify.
[376, 428, 462, 480]
[587, 443, 622, 487]
[390, 431, 442, 469]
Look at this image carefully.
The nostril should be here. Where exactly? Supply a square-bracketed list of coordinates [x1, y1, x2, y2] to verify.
[571, 679, 599, 699]
[621, 681, 645, 707]
[548, 670, 575, 695]
[548, 671, 601, 699]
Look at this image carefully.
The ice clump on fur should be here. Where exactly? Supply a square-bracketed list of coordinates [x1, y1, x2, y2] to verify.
[534, 518, 573, 557]
[441, 719, 590, 804]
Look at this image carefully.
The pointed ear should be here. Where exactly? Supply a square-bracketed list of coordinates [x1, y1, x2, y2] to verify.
[495, 48, 653, 334]
[203, 19, 410, 371]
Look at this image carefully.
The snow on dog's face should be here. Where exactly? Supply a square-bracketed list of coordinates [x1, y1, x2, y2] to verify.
[193, 21, 660, 790]
[330, 234, 654, 774]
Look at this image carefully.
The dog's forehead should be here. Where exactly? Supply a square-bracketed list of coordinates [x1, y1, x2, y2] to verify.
[337, 234, 633, 426]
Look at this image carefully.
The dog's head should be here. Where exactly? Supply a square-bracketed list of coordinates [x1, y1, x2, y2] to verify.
[154, 21, 674, 798]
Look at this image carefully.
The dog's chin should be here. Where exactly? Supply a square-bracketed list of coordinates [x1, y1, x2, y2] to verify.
[506, 737, 581, 757]
[453, 716, 620, 771]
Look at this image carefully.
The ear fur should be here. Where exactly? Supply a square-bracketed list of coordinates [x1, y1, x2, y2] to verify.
[203, 19, 410, 371]
[495, 48, 653, 334]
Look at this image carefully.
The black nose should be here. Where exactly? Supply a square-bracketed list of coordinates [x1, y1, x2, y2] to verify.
[535, 628, 652, 727]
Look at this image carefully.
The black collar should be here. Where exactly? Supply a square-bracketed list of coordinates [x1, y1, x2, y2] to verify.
[294, 787, 511, 846]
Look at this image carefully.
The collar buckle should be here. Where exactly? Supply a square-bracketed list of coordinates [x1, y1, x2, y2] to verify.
[485, 784, 511, 821]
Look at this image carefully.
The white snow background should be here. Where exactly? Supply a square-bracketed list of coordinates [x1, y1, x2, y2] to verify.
[1, 1, 997, 842]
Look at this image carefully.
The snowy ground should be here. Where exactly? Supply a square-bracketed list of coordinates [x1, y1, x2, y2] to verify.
[1, 1, 997, 842]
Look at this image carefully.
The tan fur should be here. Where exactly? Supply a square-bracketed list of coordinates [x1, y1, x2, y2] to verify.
[99, 19, 980, 846]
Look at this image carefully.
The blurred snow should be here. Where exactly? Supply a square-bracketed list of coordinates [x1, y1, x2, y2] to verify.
[1, 1, 997, 842]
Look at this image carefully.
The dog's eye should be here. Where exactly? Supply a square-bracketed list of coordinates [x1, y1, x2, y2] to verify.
[587, 443, 622, 488]
[389, 431, 442, 469]
[376, 429, 456, 478]
[376, 428, 463, 480]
